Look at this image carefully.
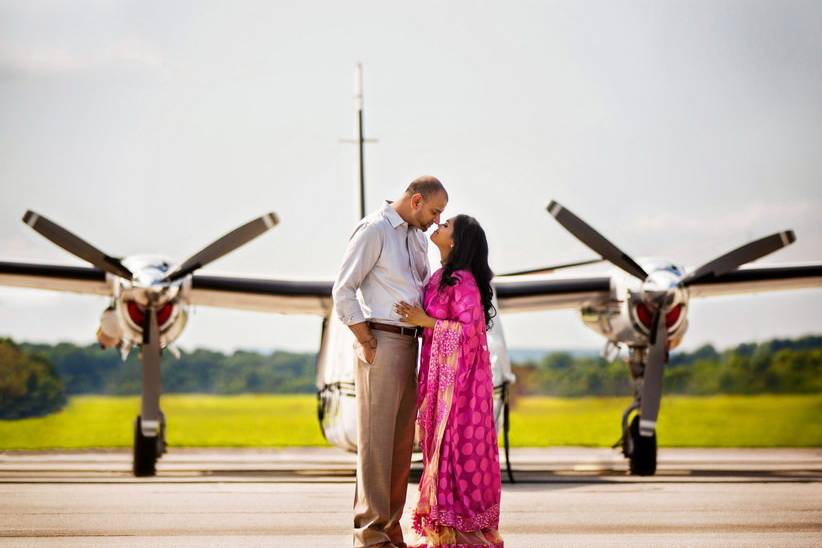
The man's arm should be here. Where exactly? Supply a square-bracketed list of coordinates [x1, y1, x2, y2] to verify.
[331, 222, 383, 351]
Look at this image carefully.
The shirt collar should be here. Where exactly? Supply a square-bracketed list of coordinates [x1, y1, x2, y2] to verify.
[383, 200, 408, 229]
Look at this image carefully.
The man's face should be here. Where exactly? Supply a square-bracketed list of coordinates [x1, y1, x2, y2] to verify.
[410, 191, 447, 231]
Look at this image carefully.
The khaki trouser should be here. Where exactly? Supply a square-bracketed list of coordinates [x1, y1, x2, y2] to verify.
[353, 330, 418, 548]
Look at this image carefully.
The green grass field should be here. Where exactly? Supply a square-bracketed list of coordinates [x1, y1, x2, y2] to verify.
[0, 394, 820, 450]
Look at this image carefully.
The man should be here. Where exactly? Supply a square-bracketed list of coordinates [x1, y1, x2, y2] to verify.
[332, 175, 448, 548]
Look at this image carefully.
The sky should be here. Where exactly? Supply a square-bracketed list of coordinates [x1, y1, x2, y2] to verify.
[0, 0, 820, 354]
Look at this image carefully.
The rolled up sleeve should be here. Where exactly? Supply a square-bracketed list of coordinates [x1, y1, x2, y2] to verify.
[332, 221, 383, 326]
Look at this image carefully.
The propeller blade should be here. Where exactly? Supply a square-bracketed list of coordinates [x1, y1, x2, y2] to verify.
[681, 230, 796, 286]
[22, 210, 132, 279]
[496, 258, 603, 277]
[546, 200, 648, 281]
[164, 212, 279, 282]
[639, 307, 667, 437]
[140, 306, 162, 436]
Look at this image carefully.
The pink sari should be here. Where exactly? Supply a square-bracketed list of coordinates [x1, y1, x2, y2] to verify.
[411, 268, 504, 548]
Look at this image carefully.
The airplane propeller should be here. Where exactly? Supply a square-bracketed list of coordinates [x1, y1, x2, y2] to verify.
[547, 201, 648, 281]
[163, 212, 279, 282]
[140, 307, 162, 431]
[22, 210, 134, 279]
[638, 304, 667, 435]
[679, 231, 796, 286]
[546, 199, 797, 437]
[23, 209, 280, 286]
[22, 209, 279, 342]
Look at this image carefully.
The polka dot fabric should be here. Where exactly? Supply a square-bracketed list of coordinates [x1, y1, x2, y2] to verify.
[411, 269, 503, 548]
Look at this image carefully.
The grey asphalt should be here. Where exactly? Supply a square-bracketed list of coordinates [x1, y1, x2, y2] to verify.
[2, 448, 821, 547]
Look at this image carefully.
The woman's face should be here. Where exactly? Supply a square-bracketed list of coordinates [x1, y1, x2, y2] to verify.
[431, 216, 456, 248]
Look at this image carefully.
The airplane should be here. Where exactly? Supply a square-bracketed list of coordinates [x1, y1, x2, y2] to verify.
[2, 65, 821, 477]
[498, 203, 822, 474]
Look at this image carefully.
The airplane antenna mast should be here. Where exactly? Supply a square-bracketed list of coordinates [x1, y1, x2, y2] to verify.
[341, 63, 377, 220]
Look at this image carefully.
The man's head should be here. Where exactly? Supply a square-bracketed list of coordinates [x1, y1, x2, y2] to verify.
[402, 175, 448, 231]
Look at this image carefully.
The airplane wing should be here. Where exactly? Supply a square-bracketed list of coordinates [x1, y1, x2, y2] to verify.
[0, 261, 110, 296]
[685, 263, 822, 298]
[196, 274, 618, 316]
[189, 274, 332, 316]
[491, 261, 822, 312]
[1, 259, 612, 316]
[4, 260, 820, 316]
[492, 276, 612, 312]
[0, 261, 333, 315]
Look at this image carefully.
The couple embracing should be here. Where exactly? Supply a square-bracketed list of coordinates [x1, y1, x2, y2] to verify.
[332, 176, 504, 548]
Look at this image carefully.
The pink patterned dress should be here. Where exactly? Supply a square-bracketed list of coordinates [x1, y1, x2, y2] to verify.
[411, 268, 504, 548]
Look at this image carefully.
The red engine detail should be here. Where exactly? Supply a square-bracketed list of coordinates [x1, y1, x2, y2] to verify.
[665, 303, 683, 327]
[156, 302, 174, 326]
[635, 302, 653, 329]
[126, 300, 145, 326]
[125, 300, 174, 327]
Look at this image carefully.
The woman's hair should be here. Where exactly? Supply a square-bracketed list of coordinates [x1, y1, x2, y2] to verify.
[439, 214, 497, 330]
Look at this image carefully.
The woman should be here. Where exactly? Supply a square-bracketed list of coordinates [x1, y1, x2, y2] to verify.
[395, 214, 504, 548]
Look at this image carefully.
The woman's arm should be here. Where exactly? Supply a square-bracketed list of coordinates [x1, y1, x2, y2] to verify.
[395, 271, 481, 330]
[394, 300, 437, 328]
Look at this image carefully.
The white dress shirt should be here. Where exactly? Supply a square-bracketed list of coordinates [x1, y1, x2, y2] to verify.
[332, 201, 430, 327]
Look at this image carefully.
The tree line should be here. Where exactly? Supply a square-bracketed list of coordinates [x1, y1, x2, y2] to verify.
[0, 338, 315, 418]
[1, 334, 820, 418]
[512, 335, 822, 397]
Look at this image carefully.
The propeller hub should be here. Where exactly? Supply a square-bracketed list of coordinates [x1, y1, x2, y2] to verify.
[121, 255, 176, 288]
[630, 265, 690, 342]
[640, 267, 682, 303]
[117, 256, 184, 311]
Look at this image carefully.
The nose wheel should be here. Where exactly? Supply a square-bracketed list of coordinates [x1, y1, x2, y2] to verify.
[623, 414, 657, 476]
[133, 414, 166, 477]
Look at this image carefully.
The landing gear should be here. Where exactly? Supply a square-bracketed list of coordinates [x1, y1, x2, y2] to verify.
[617, 346, 661, 476]
[626, 415, 656, 475]
[133, 413, 166, 477]
[133, 416, 156, 476]
[501, 381, 515, 483]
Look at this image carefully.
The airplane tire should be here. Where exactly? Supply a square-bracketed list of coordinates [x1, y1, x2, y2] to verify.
[133, 416, 158, 477]
[628, 415, 657, 476]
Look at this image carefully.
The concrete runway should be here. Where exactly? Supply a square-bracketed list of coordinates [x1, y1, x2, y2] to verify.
[2, 448, 821, 547]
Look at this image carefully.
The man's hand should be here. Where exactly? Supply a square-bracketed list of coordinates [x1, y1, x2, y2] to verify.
[348, 322, 378, 364]
[356, 336, 378, 365]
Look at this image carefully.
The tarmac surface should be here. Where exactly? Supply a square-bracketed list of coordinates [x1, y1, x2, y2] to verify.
[2, 447, 821, 547]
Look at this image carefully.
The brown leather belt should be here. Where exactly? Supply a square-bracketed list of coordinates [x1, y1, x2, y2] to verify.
[368, 321, 422, 338]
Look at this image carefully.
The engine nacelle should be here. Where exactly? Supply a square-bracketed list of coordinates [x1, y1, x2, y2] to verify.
[94, 255, 191, 354]
[580, 261, 690, 351]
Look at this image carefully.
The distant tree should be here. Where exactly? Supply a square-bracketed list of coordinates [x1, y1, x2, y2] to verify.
[0, 338, 66, 419]
[669, 343, 718, 367]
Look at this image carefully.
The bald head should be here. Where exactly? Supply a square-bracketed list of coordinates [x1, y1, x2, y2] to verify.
[395, 175, 448, 230]
[405, 175, 448, 201]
